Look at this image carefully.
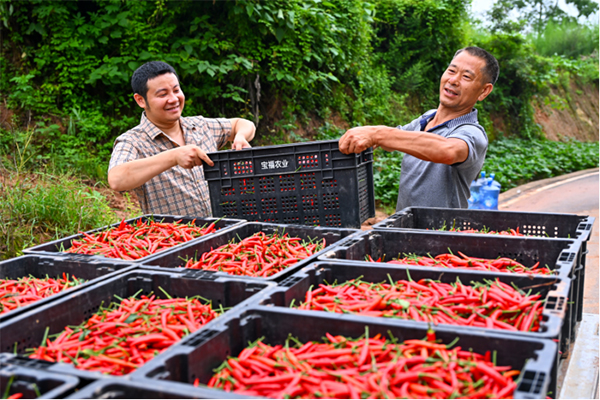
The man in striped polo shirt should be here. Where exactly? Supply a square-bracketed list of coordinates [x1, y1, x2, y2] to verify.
[339, 46, 499, 210]
[108, 61, 256, 217]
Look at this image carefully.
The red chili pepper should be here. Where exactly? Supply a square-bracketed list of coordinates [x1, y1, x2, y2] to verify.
[183, 232, 325, 278]
[207, 334, 519, 398]
[297, 277, 545, 332]
[379, 251, 553, 275]
[440, 226, 525, 236]
[66, 218, 219, 260]
[0, 275, 85, 314]
[29, 292, 219, 375]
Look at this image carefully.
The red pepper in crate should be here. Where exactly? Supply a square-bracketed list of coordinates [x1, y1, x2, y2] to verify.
[298, 277, 545, 332]
[65, 218, 218, 260]
[208, 333, 520, 399]
[368, 251, 554, 275]
[29, 292, 219, 375]
[439, 226, 525, 236]
[183, 232, 325, 278]
[0, 274, 85, 314]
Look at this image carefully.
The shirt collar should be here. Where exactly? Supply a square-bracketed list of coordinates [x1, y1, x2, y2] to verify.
[420, 108, 479, 131]
[139, 112, 193, 140]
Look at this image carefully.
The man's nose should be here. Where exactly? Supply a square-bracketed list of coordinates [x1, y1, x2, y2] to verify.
[167, 92, 178, 102]
[447, 74, 459, 85]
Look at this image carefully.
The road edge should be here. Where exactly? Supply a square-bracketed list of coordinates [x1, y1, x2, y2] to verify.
[499, 168, 599, 206]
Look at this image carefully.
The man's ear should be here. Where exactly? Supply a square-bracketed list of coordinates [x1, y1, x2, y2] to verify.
[133, 93, 146, 109]
[478, 83, 493, 102]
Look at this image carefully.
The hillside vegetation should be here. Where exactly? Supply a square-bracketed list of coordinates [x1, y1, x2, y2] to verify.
[0, 0, 598, 259]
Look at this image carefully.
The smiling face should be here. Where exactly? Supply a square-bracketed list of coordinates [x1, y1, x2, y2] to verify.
[439, 51, 493, 114]
[134, 72, 185, 126]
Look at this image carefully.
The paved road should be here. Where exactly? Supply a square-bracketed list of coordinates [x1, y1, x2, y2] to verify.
[499, 168, 599, 314]
[499, 168, 599, 399]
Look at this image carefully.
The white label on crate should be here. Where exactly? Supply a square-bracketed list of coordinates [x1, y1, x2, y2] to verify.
[261, 160, 289, 170]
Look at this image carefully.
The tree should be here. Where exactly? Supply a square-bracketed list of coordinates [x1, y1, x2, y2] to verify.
[488, 0, 599, 35]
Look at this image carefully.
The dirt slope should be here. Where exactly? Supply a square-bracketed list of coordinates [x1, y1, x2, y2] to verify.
[535, 80, 599, 142]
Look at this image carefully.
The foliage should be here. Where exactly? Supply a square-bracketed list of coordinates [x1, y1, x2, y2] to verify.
[373, 148, 403, 209]
[0, 0, 598, 199]
[0, 171, 125, 260]
[530, 20, 599, 58]
[371, 138, 599, 209]
[482, 138, 599, 191]
[372, 0, 469, 108]
[469, 32, 549, 139]
[1, 0, 401, 180]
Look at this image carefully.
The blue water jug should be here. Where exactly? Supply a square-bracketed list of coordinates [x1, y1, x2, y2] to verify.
[468, 179, 482, 209]
[468, 171, 487, 209]
[480, 175, 501, 210]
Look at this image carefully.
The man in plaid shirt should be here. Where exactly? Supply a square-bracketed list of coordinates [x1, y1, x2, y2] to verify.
[108, 61, 256, 217]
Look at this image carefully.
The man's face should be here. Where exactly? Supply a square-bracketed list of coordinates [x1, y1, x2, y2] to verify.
[439, 52, 492, 112]
[136, 72, 185, 125]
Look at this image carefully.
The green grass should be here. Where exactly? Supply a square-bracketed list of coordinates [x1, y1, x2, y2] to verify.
[0, 172, 131, 260]
[530, 20, 599, 59]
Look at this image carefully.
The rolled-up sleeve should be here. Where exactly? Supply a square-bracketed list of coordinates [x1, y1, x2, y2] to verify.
[108, 136, 139, 172]
[448, 125, 488, 171]
[204, 118, 232, 149]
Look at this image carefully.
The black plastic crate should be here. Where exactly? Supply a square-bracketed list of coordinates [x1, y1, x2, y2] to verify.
[135, 306, 557, 399]
[203, 140, 375, 228]
[373, 207, 595, 242]
[265, 261, 569, 339]
[318, 229, 581, 358]
[261, 260, 569, 383]
[0, 269, 275, 382]
[64, 378, 243, 399]
[22, 215, 245, 262]
[139, 222, 359, 282]
[319, 229, 580, 278]
[0, 353, 81, 398]
[0, 254, 136, 323]
[373, 207, 595, 326]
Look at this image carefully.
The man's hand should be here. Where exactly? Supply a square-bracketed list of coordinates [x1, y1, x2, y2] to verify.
[339, 126, 378, 154]
[232, 133, 252, 150]
[175, 144, 214, 168]
[229, 118, 255, 150]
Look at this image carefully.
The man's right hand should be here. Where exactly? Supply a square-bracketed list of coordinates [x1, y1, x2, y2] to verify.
[174, 145, 214, 168]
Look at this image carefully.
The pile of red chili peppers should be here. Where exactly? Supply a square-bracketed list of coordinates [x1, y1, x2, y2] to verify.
[442, 227, 524, 236]
[184, 232, 325, 277]
[208, 332, 519, 399]
[369, 251, 554, 275]
[65, 218, 218, 260]
[0, 274, 85, 315]
[29, 293, 219, 375]
[298, 277, 544, 331]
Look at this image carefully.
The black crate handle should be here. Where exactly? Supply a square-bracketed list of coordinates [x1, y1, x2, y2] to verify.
[543, 293, 567, 318]
[181, 269, 218, 280]
[3, 355, 53, 370]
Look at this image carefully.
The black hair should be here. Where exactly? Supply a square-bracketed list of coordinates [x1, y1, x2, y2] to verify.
[454, 46, 499, 85]
[131, 61, 179, 101]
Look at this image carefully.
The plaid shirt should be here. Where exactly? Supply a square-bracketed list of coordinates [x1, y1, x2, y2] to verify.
[108, 113, 232, 217]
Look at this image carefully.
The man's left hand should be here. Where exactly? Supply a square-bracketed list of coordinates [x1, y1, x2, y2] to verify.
[232, 133, 252, 150]
[339, 126, 377, 154]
